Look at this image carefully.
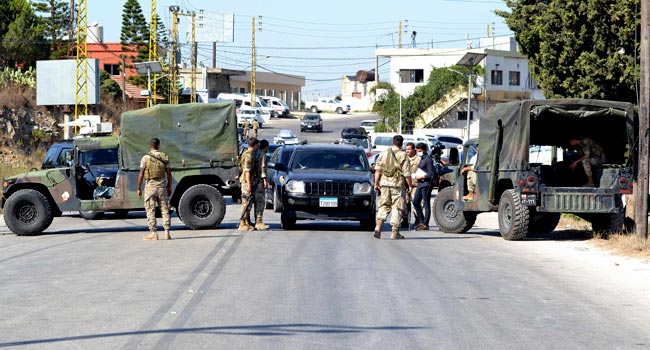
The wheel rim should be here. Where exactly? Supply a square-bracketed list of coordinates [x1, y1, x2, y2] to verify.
[442, 199, 459, 223]
[502, 202, 513, 230]
[15, 200, 37, 224]
[191, 195, 213, 219]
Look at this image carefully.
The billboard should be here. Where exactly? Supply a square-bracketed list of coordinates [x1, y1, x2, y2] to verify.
[36, 59, 100, 106]
[194, 13, 234, 43]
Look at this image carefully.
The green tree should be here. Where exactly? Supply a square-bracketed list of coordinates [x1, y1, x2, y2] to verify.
[120, 0, 149, 62]
[99, 69, 122, 99]
[32, 0, 70, 59]
[496, 0, 639, 103]
[0, 0, 47, 68]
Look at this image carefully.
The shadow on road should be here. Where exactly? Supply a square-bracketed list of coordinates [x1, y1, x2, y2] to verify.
[0, 323, 427, 347]
[447, 227, 593, 242]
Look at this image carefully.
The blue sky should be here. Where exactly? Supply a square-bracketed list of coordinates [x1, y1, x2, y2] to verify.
[90, 0, 512, 97]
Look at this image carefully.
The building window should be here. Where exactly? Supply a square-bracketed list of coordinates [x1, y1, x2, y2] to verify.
[457, 111, 474, 120]
[104, 64, 120, 76]
[239, 87, 246, 93]
[491, 70, 503, 85]
[399, 69, 424, 83]
[509, 71, 521, 86]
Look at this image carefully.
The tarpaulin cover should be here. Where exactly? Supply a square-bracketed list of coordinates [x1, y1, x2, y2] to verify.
[119, 103, 238, 170]
[476, 99, 636, 172]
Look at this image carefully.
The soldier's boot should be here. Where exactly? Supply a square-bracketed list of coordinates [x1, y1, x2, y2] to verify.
[164, 230, 172, 240]
[255, 216, 270, 230]
[390, 226, 405, 240]
[584, 176, 595, 187]
[463, 192, 474, 201]
[143, 232, 159, 241]
[373, 219, 384, 239]
[238, 219, 254, 231]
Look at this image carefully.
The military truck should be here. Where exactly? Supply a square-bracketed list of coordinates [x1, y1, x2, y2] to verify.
[1, 103, 240, 235]
[433, 99, 636, 240]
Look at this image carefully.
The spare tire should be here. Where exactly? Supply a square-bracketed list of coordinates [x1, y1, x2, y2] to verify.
[3, 189, 54, 236]
[178, 184, 226, 229]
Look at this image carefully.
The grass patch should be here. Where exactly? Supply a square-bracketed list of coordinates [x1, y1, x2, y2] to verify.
[592, 233, 650, 260]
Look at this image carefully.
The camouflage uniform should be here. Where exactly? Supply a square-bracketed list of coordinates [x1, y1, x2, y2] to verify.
[375, 146, 411, 238]
[405, 154, 421, 226]
[252, 120, 260, 138]
[140, 150, 171, 235]
[253, 149, 269, 229]
[243, 120, 251, 138]
[467, 153, 478, 194]
[239, 148, 261, 230]
[579, 137, 606, 178]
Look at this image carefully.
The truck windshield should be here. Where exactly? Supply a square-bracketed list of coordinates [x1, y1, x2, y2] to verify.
[80, 148, 119, 165]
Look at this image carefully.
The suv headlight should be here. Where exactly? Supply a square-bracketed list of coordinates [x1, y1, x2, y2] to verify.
[353, 182, 372, 195]
[285, 180, 305, 193]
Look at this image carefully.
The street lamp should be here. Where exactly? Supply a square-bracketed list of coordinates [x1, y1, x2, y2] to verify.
[135, 61, 163, 107]
[396, 70, 402, 134]
[456, 52, 486, 140]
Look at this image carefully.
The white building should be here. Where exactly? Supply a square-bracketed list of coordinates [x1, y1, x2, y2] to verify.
[375, 36, 545, 133]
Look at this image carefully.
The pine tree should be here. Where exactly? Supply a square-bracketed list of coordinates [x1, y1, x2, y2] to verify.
[120, 0, 149, 62]
[0, 0, 48, 68]
[32, 0, 70, 59]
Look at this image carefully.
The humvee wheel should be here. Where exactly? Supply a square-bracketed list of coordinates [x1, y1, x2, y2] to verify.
[79, 210, 104, 220]
[4, 189, 53, 236]
[591, 212, 624, 236]
[433, 186, 476, 233]
[178, 184, 226, 229]
[498, 189, 530, 240]
[529, 212, 561, 234]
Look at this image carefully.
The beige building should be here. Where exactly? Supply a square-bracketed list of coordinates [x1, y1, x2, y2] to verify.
[179, 68, 305, 109]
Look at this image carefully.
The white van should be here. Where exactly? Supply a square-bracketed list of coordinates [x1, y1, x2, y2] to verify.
[217, 93, 275, 117]
[261, 96, 291, 118]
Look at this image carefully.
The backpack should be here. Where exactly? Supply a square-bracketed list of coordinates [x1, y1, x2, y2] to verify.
[382, 149, 401, 177]
[145, 152, 168, 180]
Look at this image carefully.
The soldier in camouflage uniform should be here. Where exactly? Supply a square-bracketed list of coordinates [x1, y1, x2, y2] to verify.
[569, 136, 606, 187]
[404, 142, 421, 227]
[373, 135, 413, 240]
[243, 119, 251, 138]
[252, 120, 260, 138]
[137, 138, 172, 240]
[253, 139, 270, 230]
[238, 137, 261, 231]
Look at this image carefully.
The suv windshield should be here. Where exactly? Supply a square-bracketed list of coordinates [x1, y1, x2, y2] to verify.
[291, 150, 367, 171]
[304, 115, 319, 120]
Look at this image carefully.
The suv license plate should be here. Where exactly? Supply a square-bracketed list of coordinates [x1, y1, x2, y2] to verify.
[319, 198, 338, 207]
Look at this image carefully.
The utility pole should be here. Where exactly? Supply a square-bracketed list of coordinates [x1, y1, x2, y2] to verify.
[212, 42, 217, 68]
[169, 6, 179, 104]
[190, 12, 197, 103]
[636, 0, 650, 238]
[74, 0, 88, 120]
[121, 55, 126, 105]
[398, 21, 402, 48]
[148, 0, 157, 107]
[251, 16, 262, 106]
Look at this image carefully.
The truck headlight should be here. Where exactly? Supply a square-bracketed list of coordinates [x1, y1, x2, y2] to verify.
[285, 180, 305, 194]
[353, 182, 372, 195]
[2, 178, 16, 190]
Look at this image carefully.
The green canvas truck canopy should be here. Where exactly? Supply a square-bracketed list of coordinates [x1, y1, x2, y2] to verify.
[119, 102, 238, 170]
[476, 99, 636, 172]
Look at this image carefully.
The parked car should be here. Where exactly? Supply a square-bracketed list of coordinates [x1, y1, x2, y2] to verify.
[218, 92, 274, 117]
[268, 144, 376, 229]
[372, 132, 397, 153]
[340, 135, 372, 157]
[306, 97, 351, 114]
[261, 96, 291, 118]
[265, 145, 297, 211]
[274, 129, 300, 145]
[360, 119, 380, 134]
[300, 113, 323, 132]
[236, 108, 266, 127]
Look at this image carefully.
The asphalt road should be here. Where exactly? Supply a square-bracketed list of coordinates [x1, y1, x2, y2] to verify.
[1, 113, 649, 349]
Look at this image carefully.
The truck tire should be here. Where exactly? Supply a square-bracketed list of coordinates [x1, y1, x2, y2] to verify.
[433, 186, 476, 233]
[528, 212, 561, 234]
[336, 107, 343, 114]
[178, 184, 226, 230]
[498, 189, 530, 240]
[3, 189, 54, 236]
[591, 212, 624, 236]
[79, 210, 104, 220]
[310, 106, 318, 113]
[281, 211, 296, 230]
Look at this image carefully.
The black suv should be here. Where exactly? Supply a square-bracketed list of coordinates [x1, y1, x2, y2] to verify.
[265, 144, 296, 211]
[340, 127, 367, 138]
[268, 144, 376, 230]
[300, 113, 323, 133]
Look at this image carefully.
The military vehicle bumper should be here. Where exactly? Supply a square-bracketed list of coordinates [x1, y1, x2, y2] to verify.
[536, 188, 623, 213]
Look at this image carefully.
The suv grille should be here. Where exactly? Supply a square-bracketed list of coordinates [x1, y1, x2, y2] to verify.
[306, 182, 353, 196]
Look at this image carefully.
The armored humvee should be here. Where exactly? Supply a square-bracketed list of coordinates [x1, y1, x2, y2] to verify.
[1, 103, 240, 235]
[433, 99, 636, 240]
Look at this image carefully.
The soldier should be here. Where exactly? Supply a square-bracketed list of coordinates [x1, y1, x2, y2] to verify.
[253, 139, 270, 230]
[461, 147, 478, 201]
[252, 119, 260, 138]
[374, 135, 413, 240]
[137, 138, 172, 241]
[569, 136, 606, 187]
[404, 142, 421, 228]
[238, 137, 261, 231]
[243, 119, 251, 139]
